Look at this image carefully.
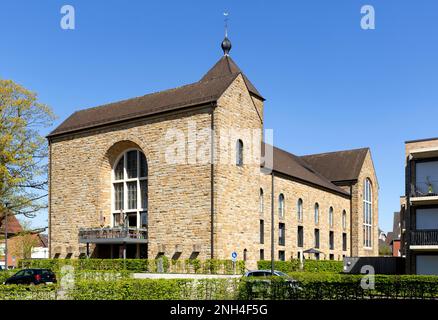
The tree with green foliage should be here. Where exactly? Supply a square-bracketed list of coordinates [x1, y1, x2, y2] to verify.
[0, 79, 55, 224]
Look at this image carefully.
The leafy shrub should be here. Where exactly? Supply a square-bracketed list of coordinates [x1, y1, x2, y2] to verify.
[19, 258, 246, 275]
[257, 259, 343, 273]
[71, 278, 241, 300]
[0, 284, 57, 300]
[1, 274, 438, 300]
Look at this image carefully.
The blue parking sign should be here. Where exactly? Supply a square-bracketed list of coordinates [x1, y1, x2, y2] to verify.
[231, 251, 237, 261]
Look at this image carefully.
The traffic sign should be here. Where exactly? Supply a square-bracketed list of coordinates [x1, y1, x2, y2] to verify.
[231, 251, 237, 262]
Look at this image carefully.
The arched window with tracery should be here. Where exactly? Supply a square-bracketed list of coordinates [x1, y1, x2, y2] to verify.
[112, 149, 148, 229]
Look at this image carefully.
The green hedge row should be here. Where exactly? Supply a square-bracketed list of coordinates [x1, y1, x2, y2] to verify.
[257, 259, 344, 273]
[72, 278, 241, 300]
[0, 285, 57, 300]
[19, 258, 246, 275]
[1, 275, 438, 300]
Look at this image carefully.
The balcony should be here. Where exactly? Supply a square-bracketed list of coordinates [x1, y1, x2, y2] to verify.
[78, 227, 148, 244]
[410, 182, 438, 205]
[409, 146, 438, 160]
[410, 230, 438, 250]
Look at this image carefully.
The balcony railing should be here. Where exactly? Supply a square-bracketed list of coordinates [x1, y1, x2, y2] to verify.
[78, 227, 148, 244]
[411, 182, 438, 198]
[411, 230, 438, 246]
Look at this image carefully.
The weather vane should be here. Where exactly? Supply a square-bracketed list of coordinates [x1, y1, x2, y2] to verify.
[223, 12, 229, 37]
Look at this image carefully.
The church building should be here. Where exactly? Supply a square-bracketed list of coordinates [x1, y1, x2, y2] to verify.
[47, 36, 379, 268]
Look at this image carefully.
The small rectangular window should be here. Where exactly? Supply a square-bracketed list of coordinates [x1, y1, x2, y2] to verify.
[297, 226, 304, 248]
[140, 180, 148, 209]
[141, 211, 148, 228]
[113, 213, 121, 227]
[342, 233, 347, 251]
[114, 183, 124, 210]
[114, 156, 124, 180]
[139, 152, 147, 177]
[314, 229, 320, 249]
[260, 249, 264, 261]
[260, 220, 264, 244]
[279, 223, 285, 246]
[278, 250, 285, 261]
[127, 182, 137, 209]
[127, 150, 138, 178]
[329, 231, 334, 250]
[329, 254, 334, 260]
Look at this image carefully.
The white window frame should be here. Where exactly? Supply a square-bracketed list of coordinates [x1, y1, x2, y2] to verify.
[314, 203, 319, 225]
[363, 178, 373, 248]
[111, 149, 148, 229]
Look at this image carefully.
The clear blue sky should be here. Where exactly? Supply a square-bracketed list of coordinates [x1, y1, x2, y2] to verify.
[1, 0, 438, 232]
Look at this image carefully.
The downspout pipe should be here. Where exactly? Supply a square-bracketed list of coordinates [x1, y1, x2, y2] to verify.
[271, 172, 275, 275]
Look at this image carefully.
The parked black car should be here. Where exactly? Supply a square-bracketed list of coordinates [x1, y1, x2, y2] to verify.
[3, 269, 57, 285]
[243, 270, 302, 298]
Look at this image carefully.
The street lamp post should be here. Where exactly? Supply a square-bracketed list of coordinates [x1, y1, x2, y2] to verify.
[3, 202, 9, 270]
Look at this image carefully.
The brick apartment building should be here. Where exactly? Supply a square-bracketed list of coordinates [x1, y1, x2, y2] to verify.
[402, 137, 438, 274]
[47, 37, 379, 268]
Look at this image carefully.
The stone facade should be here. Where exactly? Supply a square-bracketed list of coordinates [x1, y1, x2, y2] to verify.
[350, 151, 379, 257]
[50, 108, 214, 260]
[259, 174, 351, 263]
[48, 57, 379, 269]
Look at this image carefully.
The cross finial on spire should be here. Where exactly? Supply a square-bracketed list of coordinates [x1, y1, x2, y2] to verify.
[221, 12, 232, 55]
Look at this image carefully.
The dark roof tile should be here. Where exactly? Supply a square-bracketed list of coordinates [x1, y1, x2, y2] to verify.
[300, 148, 369, 183]
[48, 73, 238, 137]
[262, 143, 350, 196]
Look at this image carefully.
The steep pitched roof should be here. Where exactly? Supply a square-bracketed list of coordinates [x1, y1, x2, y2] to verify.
[48, 55, 263, 138]
[48, 73, 238, 137]
[300, 148, 369, 183]
[200, 56, 264, 100]
[262, 143, 350, 196]
[0, 215, 23, 235]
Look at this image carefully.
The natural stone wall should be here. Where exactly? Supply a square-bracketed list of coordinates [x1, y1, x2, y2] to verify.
[49, 108, 213, 260]
[259, 174, 351, 262]
[49, 73, 379, 268]
[213, 75, 264, 269]
[350, 150, 379, 257]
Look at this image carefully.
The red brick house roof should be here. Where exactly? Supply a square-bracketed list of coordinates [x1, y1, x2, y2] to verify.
[0, 215, 23, 235]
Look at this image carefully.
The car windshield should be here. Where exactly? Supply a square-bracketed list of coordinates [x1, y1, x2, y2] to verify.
[274, 271, 289, 277]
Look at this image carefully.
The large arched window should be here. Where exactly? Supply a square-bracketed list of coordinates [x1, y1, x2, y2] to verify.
[259, 188, 264, 214]
[363, 178, 373, 248]
[112, 149, 148, 229]
[342, 210, 347, 230]
[278, 194, 285, 219]
[314, 203, 319, 225]
[329, 207, 334, 229]
[236, 139, 243, 166]
[297, 199, 303, 222]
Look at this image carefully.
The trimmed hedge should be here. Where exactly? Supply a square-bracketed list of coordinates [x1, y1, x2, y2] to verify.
[19, 258, 246, 275]
[257, 259, 343, 273]
[71, 278, 241, 300]
[1, 274, 438, 300]
[0, 284, 57, 300]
